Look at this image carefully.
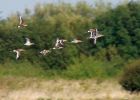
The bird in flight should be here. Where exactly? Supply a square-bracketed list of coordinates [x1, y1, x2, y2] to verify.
[88, 28, 104, 44]
[40, 49, 51, 56]
[53, 38, 66, 49]
[24, 38, 34, 46]
[18, 16, 28, 28]
[13, 49, 25, 60]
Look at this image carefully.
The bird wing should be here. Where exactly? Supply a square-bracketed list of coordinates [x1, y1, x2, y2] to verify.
[71, 39, 75, 43]
[55, 39, 60, 47]
[96, 34, 104, 38]
[89, 29, 95, 32]
[55, 42, 58, 47]
[18, 49, 25, 52]
[19, 16, 23, 25]
[26, 37, 30, 41]
[16, 51, 20, 59]
[78, 40, 82, 43]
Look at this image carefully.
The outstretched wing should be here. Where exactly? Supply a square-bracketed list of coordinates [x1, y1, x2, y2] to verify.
[25, 38, 30, 43]
[19, 16, 23, 25]
[96, 34, 104, 38]
[16, 51, 20, 60]
[18, 49, 25, 52]
[55, 38, 60, 47]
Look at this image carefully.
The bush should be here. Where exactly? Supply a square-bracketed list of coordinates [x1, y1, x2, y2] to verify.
[62, 55, 121, 79]
[120, 59, 140, 93]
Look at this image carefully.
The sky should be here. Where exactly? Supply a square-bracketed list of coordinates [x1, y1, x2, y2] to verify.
[0, 0, 133, 19]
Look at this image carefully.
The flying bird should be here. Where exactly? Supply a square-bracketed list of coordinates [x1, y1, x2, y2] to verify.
[18, 16, 28, 28]
[40, 49, 51, 56]
[52, 38, 65, 49]
[24, 38, 34, 46]
[88, 28, 104, 44]
[13, 49, 25, 60]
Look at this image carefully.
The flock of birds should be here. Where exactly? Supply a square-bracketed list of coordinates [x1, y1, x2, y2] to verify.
[13, 16, 104, 60]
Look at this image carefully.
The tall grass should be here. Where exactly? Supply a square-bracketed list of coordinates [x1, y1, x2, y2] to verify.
[0, 56, 123, 79]
[62, 55, 123, 79]
[0, 60, 47, 78]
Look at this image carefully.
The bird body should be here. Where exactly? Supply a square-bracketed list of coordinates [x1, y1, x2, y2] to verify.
[59, 39, 67, 47]
[88, 28, 96, 38]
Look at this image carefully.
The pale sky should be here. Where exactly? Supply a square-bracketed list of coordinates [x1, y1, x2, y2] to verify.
[0, 0, 133, 19]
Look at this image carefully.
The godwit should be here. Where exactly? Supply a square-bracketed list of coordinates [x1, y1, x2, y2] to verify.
[53, 38, 64, 49]
[24, 38, 34, 46]
[40, 49, 51, 56]
[13, 49, 25, 60]
[18, 16, 28, 28]
[88, 28, 104, 44]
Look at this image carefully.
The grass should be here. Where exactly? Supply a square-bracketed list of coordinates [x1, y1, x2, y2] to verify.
[0, 77, 140, 99]
[0, 56, 123, 80]
[0, 57, 139, 99]
[61, 55, 123, 79]
[0, 60, 47, 78]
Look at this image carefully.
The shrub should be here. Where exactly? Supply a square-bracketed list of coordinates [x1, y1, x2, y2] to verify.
[120, 59, 140, 93]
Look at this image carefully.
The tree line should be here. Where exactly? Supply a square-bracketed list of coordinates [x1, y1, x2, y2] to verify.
[0, 1, 140, 70]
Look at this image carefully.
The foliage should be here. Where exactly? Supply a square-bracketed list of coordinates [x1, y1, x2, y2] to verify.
[95, 1, 140, 59]
[120, 59, 140, 93]
[62, 55, 122, 79]
[0, 60, 47, 78]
